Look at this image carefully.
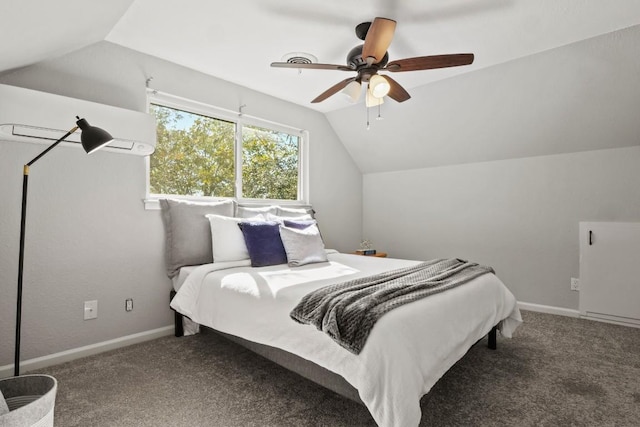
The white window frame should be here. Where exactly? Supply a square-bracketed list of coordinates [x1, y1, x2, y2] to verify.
[144, 91, 309, 210]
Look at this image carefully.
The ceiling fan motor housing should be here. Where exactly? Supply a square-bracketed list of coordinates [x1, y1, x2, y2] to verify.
[347, 45, 389, 69]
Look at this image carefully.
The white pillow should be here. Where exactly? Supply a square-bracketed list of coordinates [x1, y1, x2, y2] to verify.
[279, 224, 328, 267]
[206, 214, 264, 262]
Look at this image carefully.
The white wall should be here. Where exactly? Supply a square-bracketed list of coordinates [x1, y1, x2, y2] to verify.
[363, 146, 640, 310]
[0, 41, 362, 369]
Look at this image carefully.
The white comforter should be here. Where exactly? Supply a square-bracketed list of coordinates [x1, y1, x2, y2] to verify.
[170, 251, 522, 427]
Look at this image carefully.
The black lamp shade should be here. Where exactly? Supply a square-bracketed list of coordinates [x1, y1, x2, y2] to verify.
[76, 117, 114, 154]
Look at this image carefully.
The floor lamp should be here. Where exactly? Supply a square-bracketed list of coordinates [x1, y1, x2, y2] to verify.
[14, 116, 113, 376]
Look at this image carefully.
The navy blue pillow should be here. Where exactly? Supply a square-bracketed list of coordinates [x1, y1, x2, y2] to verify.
[283, 219, 316, 229]
[238, 221, 288, 267]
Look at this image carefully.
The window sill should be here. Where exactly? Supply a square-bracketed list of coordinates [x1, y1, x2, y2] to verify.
[144, 198, 161, 210]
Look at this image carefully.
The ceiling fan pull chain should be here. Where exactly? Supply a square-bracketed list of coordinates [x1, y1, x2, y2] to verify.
[366, 106, 370, 130]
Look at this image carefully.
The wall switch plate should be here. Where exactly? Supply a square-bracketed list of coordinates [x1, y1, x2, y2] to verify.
[125, 298, 133, 312]
[84, 300, 98, 320]
[571, 278, 580, 291]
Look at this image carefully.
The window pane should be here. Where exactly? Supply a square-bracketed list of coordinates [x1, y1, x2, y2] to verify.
[149, 104, 235, 197]
[242, 125, 299, 200]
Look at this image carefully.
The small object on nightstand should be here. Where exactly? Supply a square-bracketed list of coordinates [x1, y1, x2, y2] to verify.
[359, 239, 373, 249]
[352, 250, 387, 257]
[356, 249, 377, 255]
[358, 239, 375, 254]
[355, 240, 386, 257]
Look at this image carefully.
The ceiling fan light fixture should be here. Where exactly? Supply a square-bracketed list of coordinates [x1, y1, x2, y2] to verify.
[369, 75, 390, 99]
[341, 81, 362, 103]
[366, 87, 384, 107]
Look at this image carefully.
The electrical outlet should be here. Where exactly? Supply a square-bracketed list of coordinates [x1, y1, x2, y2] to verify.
[570, 278, 580, 291]
[125, 298, 133, 312]
[84, 300, 98, 320]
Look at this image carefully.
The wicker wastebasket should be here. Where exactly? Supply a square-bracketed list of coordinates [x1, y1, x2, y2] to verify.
[0, 375, 57, 427]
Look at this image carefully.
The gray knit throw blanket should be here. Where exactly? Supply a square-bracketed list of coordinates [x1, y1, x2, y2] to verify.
[290, 258, 494, 354]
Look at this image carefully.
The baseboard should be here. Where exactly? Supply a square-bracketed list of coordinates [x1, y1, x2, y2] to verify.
[518, 301, 581, 318]
[0, 325, 173, 379]
[581, 312, 640, 328]
[519, 301, 640, 329]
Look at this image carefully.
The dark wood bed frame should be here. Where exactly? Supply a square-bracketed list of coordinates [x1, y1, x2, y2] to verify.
[169, 290, 497, 405]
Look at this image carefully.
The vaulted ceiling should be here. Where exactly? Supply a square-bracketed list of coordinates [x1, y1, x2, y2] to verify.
[2, 0, 640, 172]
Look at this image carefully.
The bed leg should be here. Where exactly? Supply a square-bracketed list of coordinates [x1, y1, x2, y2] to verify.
[488, 326, 497, 350]
[170, 290, 184, 337]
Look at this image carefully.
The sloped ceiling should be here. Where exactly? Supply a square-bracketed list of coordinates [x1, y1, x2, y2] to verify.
[0, 0, 134, 72]
[2, 0, 639, 173]
[327, 25, 640, 172]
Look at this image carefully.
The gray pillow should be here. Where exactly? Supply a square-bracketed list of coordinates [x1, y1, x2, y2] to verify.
[160, 199, 235, 277]
[279, 224, 328, 267]
[236, 205, 278, 218]
[277, 206, 315, 218]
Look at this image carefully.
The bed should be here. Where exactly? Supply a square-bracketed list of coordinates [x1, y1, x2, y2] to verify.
[161, 198, 522, 427]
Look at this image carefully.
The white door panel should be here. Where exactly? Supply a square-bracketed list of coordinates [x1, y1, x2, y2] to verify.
[579, 222, 640, 326]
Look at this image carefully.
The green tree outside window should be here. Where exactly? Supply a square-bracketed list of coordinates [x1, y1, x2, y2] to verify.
[150, 104, 299, 200]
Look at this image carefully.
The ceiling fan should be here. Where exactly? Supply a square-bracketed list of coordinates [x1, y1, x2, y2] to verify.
[271, 17, 474, 104]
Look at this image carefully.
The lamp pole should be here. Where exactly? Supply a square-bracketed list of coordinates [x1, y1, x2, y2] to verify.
[14, 125, 78, 377]
[14, 118, 112, 376]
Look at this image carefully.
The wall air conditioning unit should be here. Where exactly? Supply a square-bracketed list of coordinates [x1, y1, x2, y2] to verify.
[0, 84, 156, 155]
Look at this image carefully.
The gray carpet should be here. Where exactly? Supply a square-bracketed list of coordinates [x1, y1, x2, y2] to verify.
[32, 310, 640, 426]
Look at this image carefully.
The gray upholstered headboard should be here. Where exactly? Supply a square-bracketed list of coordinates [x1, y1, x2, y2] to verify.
[159, 198, 314, 277]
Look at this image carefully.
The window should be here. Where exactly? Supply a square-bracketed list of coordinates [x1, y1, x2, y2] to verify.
[147, 92, 306, 203]
[242, 124, 300, 200]
[149, 104, 235, 198]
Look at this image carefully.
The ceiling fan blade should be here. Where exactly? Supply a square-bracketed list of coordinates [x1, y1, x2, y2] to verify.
[385, 54, 474, 72]
[271, 62, 353, 71]
[362, 17, 396, 64]
[311, 77, 357, 103]
[382, 75, 411, 103]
